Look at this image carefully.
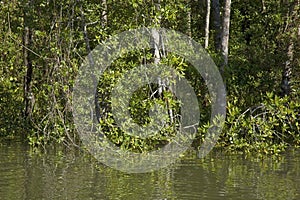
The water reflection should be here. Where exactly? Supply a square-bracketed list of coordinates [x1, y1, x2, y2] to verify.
[0, 142, 299, 199]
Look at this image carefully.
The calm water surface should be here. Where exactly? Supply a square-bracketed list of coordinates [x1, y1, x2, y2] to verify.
[0, 141, 299, 200]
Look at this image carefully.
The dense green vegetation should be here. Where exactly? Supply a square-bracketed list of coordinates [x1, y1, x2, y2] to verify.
[0, 0, 299, 155]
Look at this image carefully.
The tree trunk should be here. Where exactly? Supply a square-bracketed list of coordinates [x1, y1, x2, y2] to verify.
[211, 0, 221, 52]
[261, 0, 266, 12]
[79, 1, 101, 122]
[23, 0, 34, 119]
[220, 0, 231, 75]
[187, 1, 192, 37]
[280, 0, 299, 96]
[151, 0, 163, 96]
[152, 29, 161, 65]
[151, 0, 174, 122]
[281, 42, 293, 96]
[204, 0, 211, 49]
[101, 0, 108, 28]
[152, 0, 165, 98]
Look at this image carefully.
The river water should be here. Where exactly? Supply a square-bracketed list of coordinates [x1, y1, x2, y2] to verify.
[0, 141, 299, 200]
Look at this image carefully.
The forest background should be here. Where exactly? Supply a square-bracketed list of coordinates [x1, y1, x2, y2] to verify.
[0, 0, 299, 155]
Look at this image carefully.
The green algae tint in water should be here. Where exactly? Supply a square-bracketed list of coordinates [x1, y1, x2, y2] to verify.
[0, 142, 300, 200]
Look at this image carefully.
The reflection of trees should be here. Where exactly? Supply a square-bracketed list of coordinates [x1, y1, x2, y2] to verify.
[1, 143, 300, 199]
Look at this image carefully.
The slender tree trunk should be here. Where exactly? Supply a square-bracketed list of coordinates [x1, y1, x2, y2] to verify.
[281, 42, 293, 96]
[281, 0, 299, 96]
[152, 29, 161, 66]
[204, 0, 211, 49]
[151, 0, 165, 100]
[261, 0, 266, 12]
[79, 1, 101, 122]
[151, 0, 163, 96]
[151, 0, 174, 122]
[220, 0, 231, 75]
[101, 0, 108, 28]
[187, 1, 192, 37]
[211, 0, 221, 52]
[23, 0, 34, 119]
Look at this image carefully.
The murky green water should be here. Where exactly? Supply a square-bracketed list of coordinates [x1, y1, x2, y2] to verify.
[0, 141, 299, 200]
